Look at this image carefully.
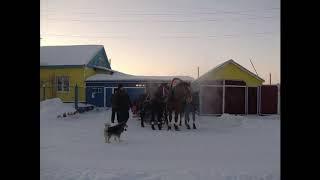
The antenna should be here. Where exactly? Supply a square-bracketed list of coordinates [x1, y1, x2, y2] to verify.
[249, 58, 259, 76]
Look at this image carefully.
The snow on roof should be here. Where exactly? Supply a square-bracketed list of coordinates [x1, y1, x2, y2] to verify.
[86, 70, 194, 82]
[89, 65, 114, 72]
[40, 45, 103, 66]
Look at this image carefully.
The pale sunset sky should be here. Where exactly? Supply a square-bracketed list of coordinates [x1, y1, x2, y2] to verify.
[40, 0, 280, 84]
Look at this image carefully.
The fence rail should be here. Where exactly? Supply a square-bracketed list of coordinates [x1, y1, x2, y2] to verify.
[199, 85, 279, 115]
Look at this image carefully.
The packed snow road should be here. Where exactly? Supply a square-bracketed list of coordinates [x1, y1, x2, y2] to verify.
[40, 99, 280, 180]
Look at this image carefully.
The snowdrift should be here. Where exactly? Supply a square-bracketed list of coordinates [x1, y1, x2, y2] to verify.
[40, 98, 76, 118]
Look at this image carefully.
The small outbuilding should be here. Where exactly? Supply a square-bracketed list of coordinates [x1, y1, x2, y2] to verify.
[192, 59, 278, 115]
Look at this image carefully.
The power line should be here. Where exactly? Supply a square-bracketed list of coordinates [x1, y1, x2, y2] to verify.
[40, 7, 280, 14]
[41, 11, 279, 20]
[41, 11, 279, 17]
[41, 32, 277, 39]
[44, 16, 278, 23]
[40, 8, 279, 21]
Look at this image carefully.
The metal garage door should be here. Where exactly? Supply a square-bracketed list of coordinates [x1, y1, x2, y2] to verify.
[260, 85, 278, 114]
[248, 87, 258, 114]
[224, 86, 246, 114]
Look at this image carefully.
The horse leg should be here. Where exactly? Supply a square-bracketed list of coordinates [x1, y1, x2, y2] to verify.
[179, 110, 185, 126]
[151, 107, 156, 130]
[163, 105, 167, 125]
[140, 109, 145, 128]
[174, 111, 180, 131]
[179, 112, 182, 126]
[192, 108, 197, 129]
[164, 107, 168, 127]
[157, 107, 162, 130]
[167, 110, 172, 130]
[185, 108, 190, 129]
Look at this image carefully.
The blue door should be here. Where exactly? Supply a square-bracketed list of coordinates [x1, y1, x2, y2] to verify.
[105, 88, 113, 107]
[86, 87, 104, 107]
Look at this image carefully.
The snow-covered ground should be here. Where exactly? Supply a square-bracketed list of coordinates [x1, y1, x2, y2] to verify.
[40, 98, 280, 180]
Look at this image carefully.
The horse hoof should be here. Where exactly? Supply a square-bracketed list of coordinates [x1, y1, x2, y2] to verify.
[168, 126, 171, 130]
[174, 125, 180, 131]
[193, 124, 197, 129]
[141, 123, 144, 128]
[186, 124, 190, 129]
[151, 125, 155, 130]
[158, 125, 162, 130]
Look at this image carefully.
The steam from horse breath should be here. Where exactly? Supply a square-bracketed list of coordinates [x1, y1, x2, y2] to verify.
[199, 85, 221, 114]
[145, 83, 159, 99]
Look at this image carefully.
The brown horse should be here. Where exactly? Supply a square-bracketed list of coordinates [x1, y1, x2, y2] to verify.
[166, 78, 192, 131]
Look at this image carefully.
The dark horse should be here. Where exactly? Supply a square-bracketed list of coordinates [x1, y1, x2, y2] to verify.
[166, 78, 193, 131]
[139, 83, 169, 130]
[150, 83, 170, 130]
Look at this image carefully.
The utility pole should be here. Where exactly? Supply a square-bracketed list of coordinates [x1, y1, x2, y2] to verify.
[269, 73, 271, 85]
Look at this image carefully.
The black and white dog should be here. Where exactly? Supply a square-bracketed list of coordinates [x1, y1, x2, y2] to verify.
[104, 122, 128, 143]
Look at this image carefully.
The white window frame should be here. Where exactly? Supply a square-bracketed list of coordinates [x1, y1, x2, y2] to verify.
[92, 87, 102, 93]
[56, 76, 70, 92]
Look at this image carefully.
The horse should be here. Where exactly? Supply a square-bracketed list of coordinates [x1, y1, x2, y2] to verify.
[138, 92, 152, 128]
[166, 78, 193, 131]
[138, 83, 169, 130]
[149, 83, 170, 130]
[138, 79, 194, 131]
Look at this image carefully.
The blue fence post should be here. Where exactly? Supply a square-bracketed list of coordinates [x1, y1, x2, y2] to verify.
[75, 84, 78, 110]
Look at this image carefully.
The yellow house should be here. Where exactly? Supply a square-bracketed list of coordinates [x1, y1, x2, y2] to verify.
[192, 59, 264, 91]
[40, 45, 113, 102]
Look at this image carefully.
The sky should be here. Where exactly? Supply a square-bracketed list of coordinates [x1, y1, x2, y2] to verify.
[40, 0, 280, 84]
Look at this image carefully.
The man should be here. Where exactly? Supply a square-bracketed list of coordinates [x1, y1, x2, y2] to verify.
[117, 84, 132, 125]
[110, 88, 119, 124]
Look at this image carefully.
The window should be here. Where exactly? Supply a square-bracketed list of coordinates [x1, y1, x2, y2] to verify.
[56, 76, 70, 92]
[93, 88, 102, 93]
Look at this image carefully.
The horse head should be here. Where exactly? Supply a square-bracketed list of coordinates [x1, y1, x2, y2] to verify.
[155, 83, 170, 102]
[170, 79, 192, 102]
